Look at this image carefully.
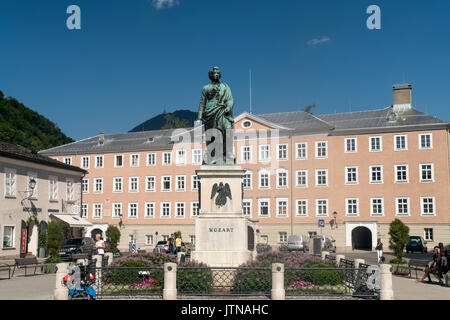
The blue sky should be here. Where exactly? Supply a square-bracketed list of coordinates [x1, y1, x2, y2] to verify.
[1, 0, 450, 140]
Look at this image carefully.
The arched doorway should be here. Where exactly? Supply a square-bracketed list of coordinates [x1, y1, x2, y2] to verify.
[91, 228, 103, 240]
[352, 226, 372, 250]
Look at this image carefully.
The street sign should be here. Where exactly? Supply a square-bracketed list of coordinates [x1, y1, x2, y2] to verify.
[318, 219, 325, 228]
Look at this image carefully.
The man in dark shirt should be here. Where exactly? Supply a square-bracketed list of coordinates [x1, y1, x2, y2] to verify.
[168, 234, 175, 255]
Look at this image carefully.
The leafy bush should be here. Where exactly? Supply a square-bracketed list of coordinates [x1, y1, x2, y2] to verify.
[177, 261, 213, 294]
[47, 221, 64, 257]
[44, 256, 61, 264]
[105, 225, 121, 253]
[38, 229, 48, 250]
[389, 258, 408, 265]
[389, 219, 410, 260]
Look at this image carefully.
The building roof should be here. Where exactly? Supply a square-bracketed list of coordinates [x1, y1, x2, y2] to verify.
[0, 140, 87, 174]
[39, 106, 448, 156]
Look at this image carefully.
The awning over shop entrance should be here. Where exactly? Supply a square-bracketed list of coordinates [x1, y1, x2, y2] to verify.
[50, 214, 93, 227]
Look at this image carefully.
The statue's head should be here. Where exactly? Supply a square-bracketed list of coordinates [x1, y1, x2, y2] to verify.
[208, 66, 221, 82]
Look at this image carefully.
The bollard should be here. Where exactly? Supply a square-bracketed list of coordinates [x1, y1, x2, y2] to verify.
[93, 255, 103, 293]
[271, 263, 285, 300]
[177, 252, 186, 264]
[321, 251, 329, 260]
[336, 254, 345, 266]
[105, 252, 113, 265]
[163, 263, 177, 300]
[354, 259, 365, 269]
[380, 264, 394, 300]
[54, 262, 69, 300]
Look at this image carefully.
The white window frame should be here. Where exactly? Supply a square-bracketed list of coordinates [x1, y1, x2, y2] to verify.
[419, 133, 433, 150]
[369, 165, 383, 184]
[345, 138, 357, 153]
[145, 235, 154, 245]
[243, 171, 252, 190]
[2, 225, 15, 249]
[279, 232, 288, 243]
[65, 178, 74, 201]
[113, 177, 123, 193]
[258, 198, 270, 218]
[259, 144, 270, 162]
[161, 176, 172, 192]
[394, 135, 408, 151]
[145, 202, 155, 218]
[369, 136, 382, 152]
[175, 202, 186, 218]
[316, 199, 329, 217]
[315, 141, 328, 159]
[114, 154, 124, 168]
[176, 149, 186, 165]
[296, 142, 308, 160]
[420, 197, 436, 216]
[146, 176, 156, 192]
[258, 169, 270, 189]
[276, 169, 288, 188]
[419, 163, 434, 183]
[81, 203, 88, 218]
[4, 168, 17, 198]
[296, 170, 308, 188]
[276, 198, 289, 217]
[82, 178, 89, 193]
[147, 153, 156, 166]
[241, 146, 252, 163]
[129, 176, 139, 193]
[162, 152, 172, 166]
[112, 203, 122, 219]
[345, 198, 359, 216]
[49, 175, 58, 201]
[242, 199, 252, 216]
[190, 201, 200, 217]
[315, 169, 328, 187]
[277, 144, 288, 160]
[160, 202, 171, 218]
[64, 157, 72, 165]
[95, 155, 104, 168]
[176, 175, 186, 192]
[424, 228, 434, 242]
[94, 178, 103, 193]
[81, 156, 90, 169]
[296, 199, 308, 217]
[191, 175, 200, 191]
[128, 202, 138, 219]
[130, 154, 140, 167]
[395, 197, 410, 216]
[345, 166, 358, 185]
[93, 203, 102, 219]
[394, 164, 409, 183]
[370, 198, 384, 216]
[192, 149, 202, 165]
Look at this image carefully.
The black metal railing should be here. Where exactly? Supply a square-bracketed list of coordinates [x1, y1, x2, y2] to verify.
[93, 267, 164, 299]
[177, 267, 272, 296]
[324, 254, 337, 265]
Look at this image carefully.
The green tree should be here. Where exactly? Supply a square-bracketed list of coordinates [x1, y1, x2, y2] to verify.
[47, 221, 64, 257]
[106, 225, 121, 253]
[388, 219, 410, 260]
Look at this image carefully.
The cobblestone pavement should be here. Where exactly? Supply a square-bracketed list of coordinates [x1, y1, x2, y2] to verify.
[0, 274, 55, 300]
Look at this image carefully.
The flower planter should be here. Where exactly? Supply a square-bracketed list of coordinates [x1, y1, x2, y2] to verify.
[390, 263, 409, 276]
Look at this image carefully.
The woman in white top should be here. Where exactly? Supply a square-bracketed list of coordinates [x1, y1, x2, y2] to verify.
[94, 234, 106, 256]
[375, 239, 383, 263]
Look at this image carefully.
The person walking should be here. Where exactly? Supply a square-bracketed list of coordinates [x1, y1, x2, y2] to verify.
[168, 234, 175, 255]
[376, 239, 383, 263]
[175, 235, 182, 253]
[94, 234, 106, 257]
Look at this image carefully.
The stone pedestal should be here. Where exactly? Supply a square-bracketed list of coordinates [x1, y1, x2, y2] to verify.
[191, 165, 252, 267]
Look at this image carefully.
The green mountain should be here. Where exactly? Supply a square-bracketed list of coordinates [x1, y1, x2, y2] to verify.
[129, 109, 198, 132]
[0, 90, 74, 152]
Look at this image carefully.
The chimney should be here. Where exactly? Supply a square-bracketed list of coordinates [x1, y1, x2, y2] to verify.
[392, 83, 412, 112]
[98, 132, 105, 145]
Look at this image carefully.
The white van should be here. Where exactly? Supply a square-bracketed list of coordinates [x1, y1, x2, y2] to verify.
[287, 235, 307, 252]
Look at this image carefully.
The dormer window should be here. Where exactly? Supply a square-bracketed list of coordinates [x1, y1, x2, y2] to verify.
[242, 120, 252, 128]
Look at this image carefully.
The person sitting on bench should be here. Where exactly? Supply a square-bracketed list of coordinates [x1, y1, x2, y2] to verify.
[417, 246, 444, 285]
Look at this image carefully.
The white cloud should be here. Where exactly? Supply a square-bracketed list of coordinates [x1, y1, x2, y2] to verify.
[152, 0, 180, 10]
[307, 37, 331, 46]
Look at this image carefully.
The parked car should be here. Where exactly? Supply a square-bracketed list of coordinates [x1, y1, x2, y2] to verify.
[406, 236, 428, 253]
[155, 240, 170, 253]
[59, 237, 95, 261]
[287, 235, 307, 252]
